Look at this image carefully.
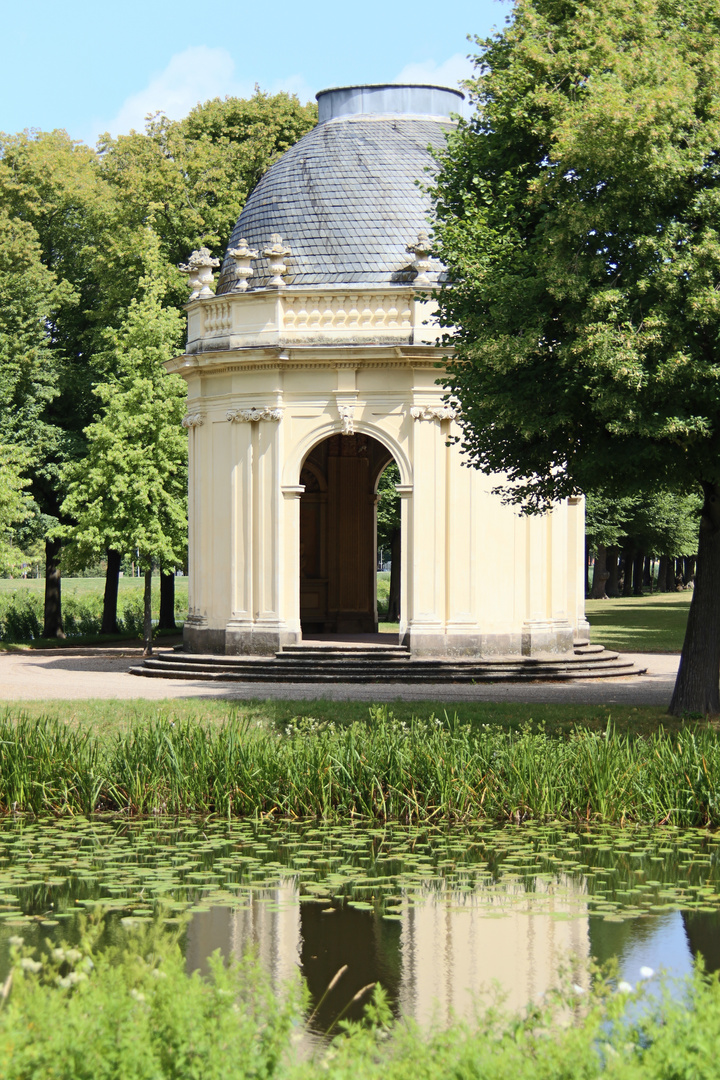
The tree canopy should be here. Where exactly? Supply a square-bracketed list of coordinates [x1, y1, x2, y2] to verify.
[0, 88, 316, 637]
[431, 0, 720, 712]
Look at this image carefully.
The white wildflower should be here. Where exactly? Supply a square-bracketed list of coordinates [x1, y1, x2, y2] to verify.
[8, 936, 24, 948]
[64, 949, 82, 964]
[130, 988, 146, 1002]
[20, 958, 42, 973]
[639, 966, 655, 980]
[617, 981, 633, 994]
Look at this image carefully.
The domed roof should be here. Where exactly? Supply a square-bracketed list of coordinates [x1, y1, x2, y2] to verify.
[216, 84, 462, 293]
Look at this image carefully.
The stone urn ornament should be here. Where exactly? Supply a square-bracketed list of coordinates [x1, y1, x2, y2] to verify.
[263, 234, 292, 287]
[406, 231, 435, 286]
[179, 248, 221, 300]
[227, 239, 259, 292]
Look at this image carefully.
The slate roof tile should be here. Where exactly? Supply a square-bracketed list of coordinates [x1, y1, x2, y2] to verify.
[217, 116, 452, 293]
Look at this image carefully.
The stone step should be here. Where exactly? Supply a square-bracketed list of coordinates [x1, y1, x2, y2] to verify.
[130, 652, 646, 683]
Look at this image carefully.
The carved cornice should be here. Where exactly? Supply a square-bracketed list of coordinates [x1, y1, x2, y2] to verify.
[410, 405, 461, 422]
[181, 413, 205, 428]
[226, 407, 283, 423]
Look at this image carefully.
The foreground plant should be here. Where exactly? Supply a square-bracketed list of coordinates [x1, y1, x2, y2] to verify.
[1, 707, 720, 825]
[2, 915, 720, 1079]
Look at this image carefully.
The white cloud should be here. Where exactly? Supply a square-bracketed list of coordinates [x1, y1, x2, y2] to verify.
[394, 53, 476, 115]
[89, 46, 315, 143]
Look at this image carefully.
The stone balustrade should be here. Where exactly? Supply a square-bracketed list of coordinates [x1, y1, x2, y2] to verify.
[184, 286, 442, 353]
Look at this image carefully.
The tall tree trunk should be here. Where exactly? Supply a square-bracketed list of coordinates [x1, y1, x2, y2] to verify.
[684, 556, 696, 584]
[606, 546, 620, 597]
[669, 481, 720, 716]
[143, 567, 153, 657]
[622, 548, 634, 597]
[43, 537, 65, 639]
[632, 551, 645, 595]
[657, 555, 670, 593]
[591, 544, 609, 598]
[101, 549, 121, 634]
[387, 528, 401, 622]
[159, 568, 176, 630]
[643, 555, 653, 591]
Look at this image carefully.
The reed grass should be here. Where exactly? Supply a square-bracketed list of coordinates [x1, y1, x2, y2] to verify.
[1, 707, 719, 825]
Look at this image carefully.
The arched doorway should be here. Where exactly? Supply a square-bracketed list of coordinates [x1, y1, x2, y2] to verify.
[299, 433, 396, 634]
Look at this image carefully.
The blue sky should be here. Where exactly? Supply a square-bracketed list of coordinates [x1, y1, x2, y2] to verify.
[3, 0, 510, 146]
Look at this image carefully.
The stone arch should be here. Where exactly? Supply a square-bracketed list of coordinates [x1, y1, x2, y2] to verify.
[296, 426, 405, 636]
[282, 419, 413, 491]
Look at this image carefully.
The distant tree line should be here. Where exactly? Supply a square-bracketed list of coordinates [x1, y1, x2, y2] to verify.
[0, 90, 317, 650]
[586, 489, 700, 599]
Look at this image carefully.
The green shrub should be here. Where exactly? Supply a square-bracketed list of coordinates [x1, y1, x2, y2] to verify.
[0, 590, 43, 642]
[2, 915, 720, 1079]
[62, 594, 103, 636]
[0, 590, 151, 642]
[119, 597, 145, 637]
[0, 916, 304, 1080]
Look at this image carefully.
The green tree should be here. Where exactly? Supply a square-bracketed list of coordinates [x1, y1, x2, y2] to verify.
[586, 488, 700, 596]
[0, 130, 116, 633]
[376, 462, 401, 621]
[60, 242, 187, 654]
[97, 89, 317, 283]
[0, 446, 31, 573]
[432, 0, 720, 713]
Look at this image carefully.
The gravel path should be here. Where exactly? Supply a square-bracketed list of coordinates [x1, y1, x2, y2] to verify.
[0, 647, 679, 707]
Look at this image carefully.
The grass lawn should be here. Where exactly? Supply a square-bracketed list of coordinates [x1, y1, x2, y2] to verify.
[0, 574, 189, 607]
[0, 573, 689, 657]
[586, 591, 690, 653]
[0, 696, 704, 746]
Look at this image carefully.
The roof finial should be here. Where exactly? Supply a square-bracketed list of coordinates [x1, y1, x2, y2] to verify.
[406, 231, 435, 287]
[263, 234, 291, 288]
[227, 239, 259, 292]
[179, 248, 220, 300]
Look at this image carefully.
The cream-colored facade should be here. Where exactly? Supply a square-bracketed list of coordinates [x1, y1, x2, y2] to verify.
[169, 82, 589, 658]
[169, 284, 588, 657]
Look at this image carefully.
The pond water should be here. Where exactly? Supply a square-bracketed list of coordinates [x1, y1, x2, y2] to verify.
[0, 819, 718, 1030]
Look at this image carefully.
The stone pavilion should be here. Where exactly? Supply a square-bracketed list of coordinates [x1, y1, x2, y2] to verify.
[166, 84, 590, 659]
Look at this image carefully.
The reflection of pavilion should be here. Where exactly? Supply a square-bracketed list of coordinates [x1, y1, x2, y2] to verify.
[184, 878, 590, 1026]
[397, 881, 590, 1024]
[184, 884, 300, 989]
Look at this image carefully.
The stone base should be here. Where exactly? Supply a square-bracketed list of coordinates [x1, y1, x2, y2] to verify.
[183, 623, 302, 655]
[521, 621, 575, 656]
[184, 624, 227, 654]
[225, 625, 302, 656]
[402, 625, 576, 658]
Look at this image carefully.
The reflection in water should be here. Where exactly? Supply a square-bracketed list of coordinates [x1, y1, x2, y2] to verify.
[185, 877, 592, 1029]
[1, 819, 719, 1025]
[185, 885, 300, 989]
[185, 884, 720, 1029]
[398, 882, 589, 1024]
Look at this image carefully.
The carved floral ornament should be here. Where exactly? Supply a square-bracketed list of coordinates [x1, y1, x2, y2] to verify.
[181, 413, 205, 428]
[410, 405, 461, 422]
[226, 239, 258, 292]
[338, 405, 355, 436]
[226, 407, 283, 423]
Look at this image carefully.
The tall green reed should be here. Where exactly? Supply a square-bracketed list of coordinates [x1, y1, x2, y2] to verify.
[0, 708, 718, 824]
